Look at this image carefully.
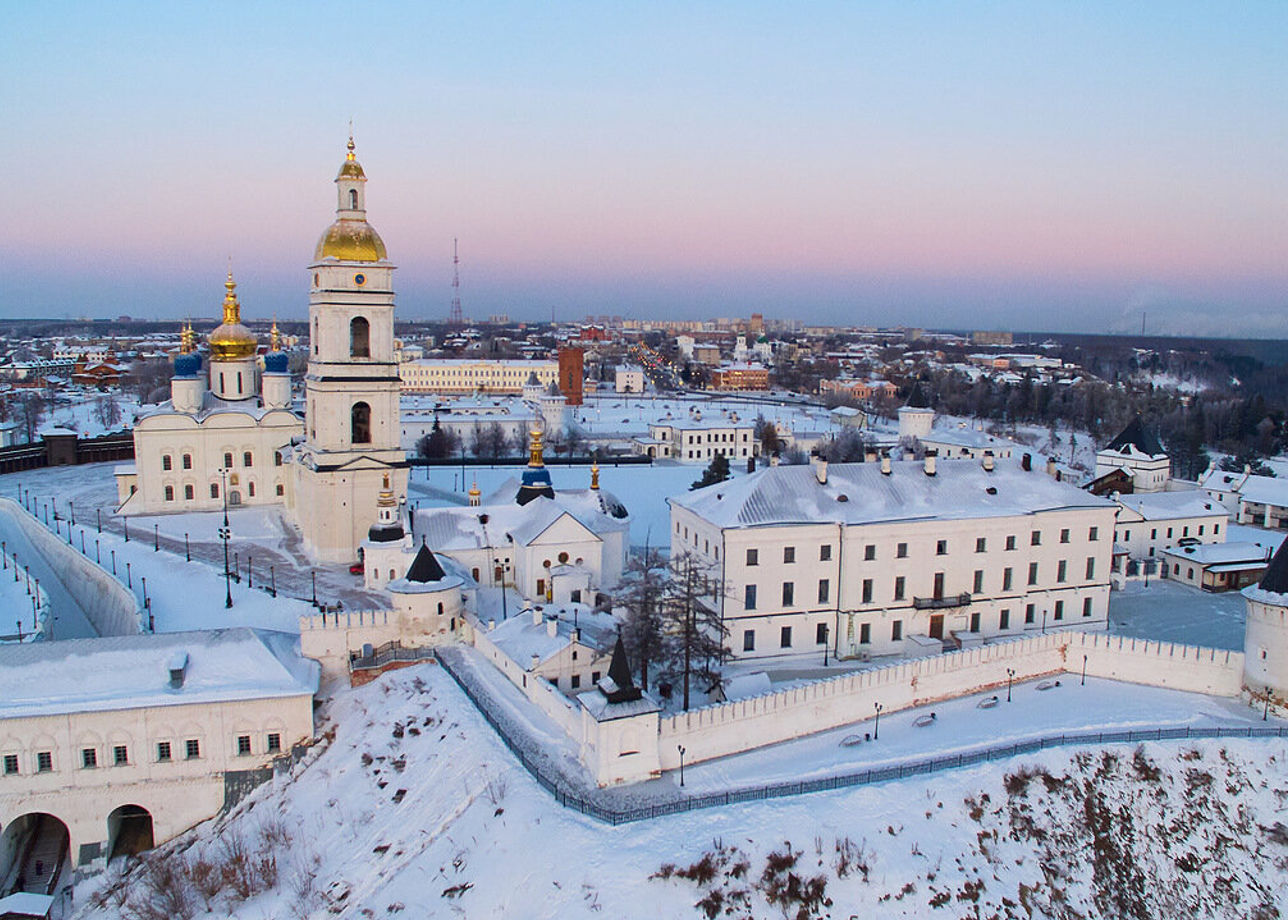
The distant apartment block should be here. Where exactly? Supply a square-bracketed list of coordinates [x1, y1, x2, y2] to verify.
[709, 364, 769, 391]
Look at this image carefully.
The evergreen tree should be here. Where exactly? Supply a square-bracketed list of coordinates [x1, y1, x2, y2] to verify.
[661, 551, 728, 711]
[618, 548, 669, 691]
[691, 453, 731, 490]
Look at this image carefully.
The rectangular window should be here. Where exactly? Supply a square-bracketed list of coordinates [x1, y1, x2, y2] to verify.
[1025, 603, 1035, 624]
[185, 739, 200, 760]
[1183, 526, 1189, 537]
[164, 485, 174, 501]
[182, 453, 192, 470]
[1151, 528, 1157, 540]
[3, 754, 17, 775]
[891, 619, 903, 641]
[864, 544, 876, 561]
[1028, 562, 1039, 586]
[815, 622, 828, 644]
[933, 572, 945, 599]
[1083, 597, 1093, 618]
[184, 484, 194, 500]
[162, 454, 172, 471]
[1124, 529, 1131, 541]
[1006, 535, 1017, 551]
[243, 451, 253, 467]
[1057, 560, 1067, 583]
[743, 629, 755, 652]
[1031, 530, 1041, 546]
[82, 748, 97, 769]
[746, 548, 758, 566]
[1089, 526, 1099, 541]
[1054, 600, 1064, 620]
[1002, 567, 1013, 591]
[1085, 557, 1095, 579]
[570, 674, 581, 689]
[237, 735, 252, 756]
[969, 612, 981, 633]
[1214, 524, 1220, 535]
[223, 452, 233, 469]
[779, 626, 792, 648]
[157, 742, 171, 762]
[862, 578, 873, 604]
[1060, 528, 1070, 544]
[999, 608, 1010, 630]
[819, 544, 832, 561]
[975, 537, 986, 553]
[210, 483, 219, 499]
[817, 579, 830, 604]
[37, 751, 52, 773]
[936, 539, 948, 556]
[744, 584, 757, 610]
[896, 542, 908, 559]
[782, 582, 794, 606]
[972, 570, 983, 594]
[1166, 527, 1172, 538]
[783, 546, 796, 564]
[859, 623, 871, 644]
[894, 576, 905, 600]
[113, 745, 128, 766]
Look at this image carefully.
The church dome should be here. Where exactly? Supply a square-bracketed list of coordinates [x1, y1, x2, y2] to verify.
[314, 219, 387, 262]
[208, 271, 258, 360]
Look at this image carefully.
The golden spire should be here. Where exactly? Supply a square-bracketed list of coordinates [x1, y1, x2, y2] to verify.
[377, 471, 397, 507]
[222, 270, 242, 325]
[529, 424, 545, 468]
[469, 480, 481, 500]
[591, 459, 600, 490]
[270, 317, 280, 352]
[179, 321, 195, 355]
[346, 131, 356, 162]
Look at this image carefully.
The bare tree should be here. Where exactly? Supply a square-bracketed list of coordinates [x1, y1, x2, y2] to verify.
[12, 391, 46, 444]
[661, 550, 729, 711]
[618, 548, 670, 692]
[482, 422, 508, 459]
[93, 393, 122, 430]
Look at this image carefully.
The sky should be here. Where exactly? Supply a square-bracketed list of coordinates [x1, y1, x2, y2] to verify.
[2, 2, 1286, 336]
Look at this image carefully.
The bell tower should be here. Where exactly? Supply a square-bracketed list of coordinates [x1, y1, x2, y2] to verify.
[290, 136, 408, 563]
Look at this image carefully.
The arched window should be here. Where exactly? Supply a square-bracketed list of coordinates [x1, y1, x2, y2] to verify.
[164, 486, 174, 501]
[350, 316, 370, 358]
[162, 455, 172, 471]
[184, 484, 194, 500]
[313, 317, 319, 355]
[182, 453, 192, 470]
[351, 402, 371, 444]
[349, 188, 358, 209]
[223, 452, 233, 469]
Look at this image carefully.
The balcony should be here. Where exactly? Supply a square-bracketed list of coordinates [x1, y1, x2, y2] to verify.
[913, 592, 972, 610]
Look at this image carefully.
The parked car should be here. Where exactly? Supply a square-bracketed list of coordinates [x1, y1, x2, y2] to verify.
[349, 561, 364, 575]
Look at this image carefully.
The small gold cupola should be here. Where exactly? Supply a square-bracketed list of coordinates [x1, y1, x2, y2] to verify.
[208, 271, 259, 360]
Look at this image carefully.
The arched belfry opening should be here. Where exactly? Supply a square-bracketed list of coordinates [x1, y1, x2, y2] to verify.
[350, 316, 370, 358]
[351, 402, 371, 444]
[349, 188, 359, 209]
[107, 804, 155, 862]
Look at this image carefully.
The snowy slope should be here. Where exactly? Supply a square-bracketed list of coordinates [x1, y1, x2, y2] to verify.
[80, 665, 1288, 920]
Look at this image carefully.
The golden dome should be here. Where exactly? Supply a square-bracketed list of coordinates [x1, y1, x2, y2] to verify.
[208, 271, 258, 360]
[338, 135, 366, 179]
[313, 219, 387, 262]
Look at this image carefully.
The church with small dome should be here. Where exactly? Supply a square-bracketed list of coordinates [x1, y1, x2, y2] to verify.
[116, 273, 303, 514]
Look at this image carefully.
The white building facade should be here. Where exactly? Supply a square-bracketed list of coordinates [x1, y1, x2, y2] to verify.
[399, 359, 558, 395]
[668, 456, 1117, 664]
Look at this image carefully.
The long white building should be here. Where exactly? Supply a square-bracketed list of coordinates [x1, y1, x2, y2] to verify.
[668, 454, 1118, 663]
[399, 359, 558, 394]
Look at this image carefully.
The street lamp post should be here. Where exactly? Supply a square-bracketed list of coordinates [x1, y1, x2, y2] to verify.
[110, 549, 116, 574]
[822, 623, 830, 667]
[1006, 668, 1016, 702]
[873, 702, 883, 740]
[154, 523, 159, 552]
[95, 539, 100, 564]
[247, 555, 253, 589]
[311, 570, 318, 608]
[184, 533, 190, 562]
[1041, 608, 1047, 634]
[677, 745, 686, 787]
[97, 508, 101, 533]
[123, 516, 128, 543]
[219, 468, 232, 609]
[69, 501, 74, 526]
[270, 565, 276, 597]
[1081, 655, 1088, 686]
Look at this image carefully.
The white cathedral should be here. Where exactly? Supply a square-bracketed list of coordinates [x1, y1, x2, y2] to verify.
[122, 138, 407, 564]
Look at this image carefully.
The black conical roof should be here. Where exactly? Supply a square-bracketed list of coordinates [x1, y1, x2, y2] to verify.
[1259, 541, 1288, 595]
[602, 635, 642, 704]
[405, 544, 446, 583]
[1105, 416, 1164, 456]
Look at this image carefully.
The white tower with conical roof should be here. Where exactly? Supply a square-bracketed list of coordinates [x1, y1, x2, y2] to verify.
[290, 137, 408, 563]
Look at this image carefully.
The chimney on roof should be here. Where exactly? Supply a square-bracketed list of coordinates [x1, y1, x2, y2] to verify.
[982, 451, 995, 472]
[530, 653, 540, 670]
[881, 453, 892, 475]
[924, 450, 937, 477]
[546, 616, 558, 638]
[770, 453, 780, 467]
[1021, 452, 1032, 472]
[531, 606, 542, 626]
[167, 651, 189, 689]
[815, 457, 828, 485]
[864, 448, 877, 463]
[1046, 457, 1058, 478]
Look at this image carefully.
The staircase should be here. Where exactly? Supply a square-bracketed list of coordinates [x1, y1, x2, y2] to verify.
[13, 815, 67, 895]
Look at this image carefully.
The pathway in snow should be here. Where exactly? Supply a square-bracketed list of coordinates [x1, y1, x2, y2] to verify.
[0, 504, 98, 640]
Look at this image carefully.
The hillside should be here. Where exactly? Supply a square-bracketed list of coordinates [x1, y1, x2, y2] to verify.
[79, 665, 1288, 920]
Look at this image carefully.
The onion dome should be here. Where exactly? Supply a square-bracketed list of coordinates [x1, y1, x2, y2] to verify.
[173, 354, 201, 378]
[208, 271, 259, 360]
[264, 352, 289, 374]
[367, 473, 405, 543]
[313, 136, 387, 263]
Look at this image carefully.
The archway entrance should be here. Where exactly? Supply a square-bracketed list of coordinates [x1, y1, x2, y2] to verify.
[107, 805, 154, 862]
[229, 490, 242, 506]
[1, 813, 69, 896]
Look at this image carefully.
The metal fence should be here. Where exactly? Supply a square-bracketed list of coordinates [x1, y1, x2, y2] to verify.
[434, 649, 1288, 826]
[350, 641, 436, 672]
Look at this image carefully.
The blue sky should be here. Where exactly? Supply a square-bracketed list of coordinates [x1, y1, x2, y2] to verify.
[2, 2, 1285, 335]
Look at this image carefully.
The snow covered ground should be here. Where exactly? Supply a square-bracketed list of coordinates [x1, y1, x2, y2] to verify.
[78, 665, 1288, 920]
[1107, 579, 1248, 650]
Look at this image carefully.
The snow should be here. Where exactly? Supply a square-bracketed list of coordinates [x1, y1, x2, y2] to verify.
[75, 665, 1288, 920]
[1108, 578, 1247, 650]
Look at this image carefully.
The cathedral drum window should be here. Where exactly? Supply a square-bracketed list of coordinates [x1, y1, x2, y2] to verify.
[350, 316, 370, 357]
[351, 402, 372, 444]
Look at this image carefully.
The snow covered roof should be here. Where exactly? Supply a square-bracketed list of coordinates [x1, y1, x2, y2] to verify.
[1114, 490, 1225, 521]
[670, 457, 1115, 530]
[922, 427, 1013, 450]
[1102, 417, 1165, 458]
[0, 628, 318, 719]
[1161, 541, 1274, 566]
[487, 604, 615, 668]
[1239, 475, 1288, 508]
